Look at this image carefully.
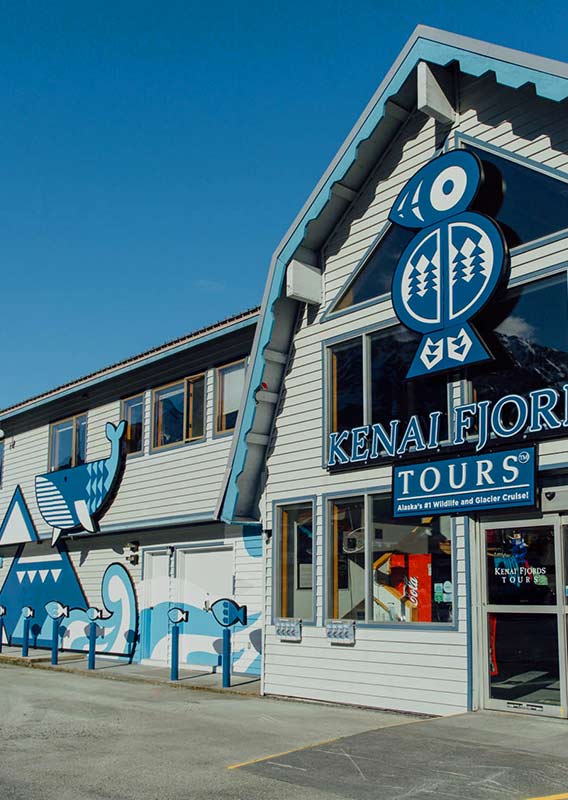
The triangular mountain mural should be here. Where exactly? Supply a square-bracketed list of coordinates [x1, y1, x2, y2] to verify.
[0, 541, 87, 647]
[0, 486, 39, 546]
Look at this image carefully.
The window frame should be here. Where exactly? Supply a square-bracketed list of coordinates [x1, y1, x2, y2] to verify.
[272, 496, 317, 625]
[324, 488, 458, 630]
[121, 392, 146, 457]
[323, 321, 453, 469]
[48, 412, 88, 472]
[0, 440, 4, 489]
[214, 358, 246, 436]
[151, 373, 207, 452]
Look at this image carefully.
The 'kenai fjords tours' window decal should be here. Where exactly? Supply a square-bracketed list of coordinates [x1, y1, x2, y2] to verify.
[389, 149, 509, 378]
[35, 420, 127, 546]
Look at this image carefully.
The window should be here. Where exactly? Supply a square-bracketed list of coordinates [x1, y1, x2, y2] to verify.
[152, 374, 206, 450]
[332, 225, 415, 313]
[276, 503, 314, 620]
[122, 394, 144, 455]
[49, 413, 87, 471]
[329, 326, 448, 461]
[471, 274, 568, 418]
[465, 143, 568, 249]
[328, 494, 453, 624]
[215, 360, 245, 434]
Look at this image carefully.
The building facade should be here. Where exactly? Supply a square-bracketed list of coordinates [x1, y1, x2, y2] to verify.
[0, 308, 263, 676]
[219, 28, 568, 717]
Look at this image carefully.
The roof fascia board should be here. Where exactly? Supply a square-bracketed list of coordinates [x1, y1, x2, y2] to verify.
[0, 314, 258, 423]
[218, 27, 568, 523]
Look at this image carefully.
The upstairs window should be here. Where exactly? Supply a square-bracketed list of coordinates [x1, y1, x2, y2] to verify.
[122, 394, 144, 455]
[49, 413, 87, 471]
[471, 273, 568, 416]
[331, 225, 414, 314]
[465, 143, 568, 249]
[215, 360, 245, 434]
[153, 374, 206, 450]
[329, 325, 448, 461]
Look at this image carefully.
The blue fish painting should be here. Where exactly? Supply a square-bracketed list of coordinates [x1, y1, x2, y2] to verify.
[210, 598, 247, 628]
[45, 601, 69, 620]
[35, 421, 126, 545]
[167, 607, 189, 625]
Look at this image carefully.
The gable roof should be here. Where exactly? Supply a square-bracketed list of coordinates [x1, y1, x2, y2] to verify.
[216, 24, 568, 523]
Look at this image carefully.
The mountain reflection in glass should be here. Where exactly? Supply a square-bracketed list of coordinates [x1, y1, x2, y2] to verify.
[472, 274, 568, 421]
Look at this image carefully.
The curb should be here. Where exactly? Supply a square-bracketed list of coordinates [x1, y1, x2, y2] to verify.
[0, 657, 261, 698]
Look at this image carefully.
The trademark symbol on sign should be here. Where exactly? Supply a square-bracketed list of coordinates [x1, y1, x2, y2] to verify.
[518, 451, 530, 464]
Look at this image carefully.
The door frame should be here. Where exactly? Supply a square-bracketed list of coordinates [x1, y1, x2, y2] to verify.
[475, 513, 567, 718]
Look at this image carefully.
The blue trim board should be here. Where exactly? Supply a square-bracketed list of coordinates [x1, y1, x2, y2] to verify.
[271, 496, 317, 626]
[463, 515, 474, 712]
[0, 315, 258, 423]
[220, 28, 568, 524]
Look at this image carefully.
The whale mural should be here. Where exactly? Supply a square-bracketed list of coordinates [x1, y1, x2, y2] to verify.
[35, 421, 126, 545]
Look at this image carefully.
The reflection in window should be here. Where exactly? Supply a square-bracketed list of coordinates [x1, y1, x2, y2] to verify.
[332, 226, 415, 312]
[216, 360, 245, 434]
[154, 383, 185, 448]
[329, 497, 365, 621]
[471, 274, 568, 417]
[277, 503, 314, 620]
[331, 338, 363, 433]
[49, 414, 87, 471]
[371, 496, 452, 623]
[122, 394, 144, 455]
[466, 144, 568, 248]
[371, 326, 447, 435]
[485, 526, 556, 606]
[153, 375, 206, 449]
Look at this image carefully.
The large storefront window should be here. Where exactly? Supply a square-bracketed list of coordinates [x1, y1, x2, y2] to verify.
[276, 503, 314, 620]
[328, 494, 453, 624]
[471, 274, 568, 418]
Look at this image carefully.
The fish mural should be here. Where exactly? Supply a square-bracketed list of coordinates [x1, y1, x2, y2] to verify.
[35, 420, 126, 545]
[210, 598, 247, 628]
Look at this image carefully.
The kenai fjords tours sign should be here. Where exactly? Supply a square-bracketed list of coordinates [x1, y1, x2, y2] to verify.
[326, 149, 558, 517]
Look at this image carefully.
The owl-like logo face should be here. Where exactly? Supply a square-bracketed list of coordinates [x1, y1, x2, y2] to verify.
[390, 150, 509, 379]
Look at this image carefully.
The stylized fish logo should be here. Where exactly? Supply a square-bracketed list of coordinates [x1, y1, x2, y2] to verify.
[167, 607, 189, 625]
[45, 600, 69, 620]
[210, 598, 247, 628]
[35, 421, 126, 546]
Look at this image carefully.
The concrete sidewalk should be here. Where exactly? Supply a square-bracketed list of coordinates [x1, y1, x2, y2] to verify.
[0, 646, 261, 695]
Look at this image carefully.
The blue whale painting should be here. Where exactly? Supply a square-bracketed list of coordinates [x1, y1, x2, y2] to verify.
[35, 421, 126, 545]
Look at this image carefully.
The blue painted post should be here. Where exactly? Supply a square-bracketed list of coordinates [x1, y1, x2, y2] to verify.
[22, 617, 30, 658]
[170, 624, 180, 681]
[51, 618, 60, 666]
[88, 621, 97, 670]
[222, 627, 231, 688]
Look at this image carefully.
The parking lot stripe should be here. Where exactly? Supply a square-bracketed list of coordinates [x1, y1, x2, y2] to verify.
[527, 794, 568, 799]
[227, 736, 343, 770]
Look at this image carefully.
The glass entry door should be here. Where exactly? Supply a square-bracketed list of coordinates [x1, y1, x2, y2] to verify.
[480, 518, 567, 717]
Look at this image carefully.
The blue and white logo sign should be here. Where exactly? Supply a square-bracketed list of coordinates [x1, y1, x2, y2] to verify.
[393, 446, 536, 518]
[390, 150, 508, 378]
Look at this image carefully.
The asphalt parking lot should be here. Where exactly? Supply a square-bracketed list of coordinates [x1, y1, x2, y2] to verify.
[1, 664, 567, 800]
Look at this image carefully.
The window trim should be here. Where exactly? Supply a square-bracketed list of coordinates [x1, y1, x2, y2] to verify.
[151, 373, 207, 453]
[120, 392, 146, 457]
[48, 412, 87, 472]
[0, 440, 4, 489]
[272, 496, 317, 626]
[214, 358, 246, 437]
[322, 487, 459, 631]
[322, 320, 453, 470]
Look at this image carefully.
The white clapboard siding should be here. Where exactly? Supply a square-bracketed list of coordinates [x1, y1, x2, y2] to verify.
[257, 73, 568, 715]
[0, 368, 236, 537]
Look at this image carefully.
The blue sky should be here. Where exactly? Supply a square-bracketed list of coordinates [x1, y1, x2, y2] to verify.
[1, 0, 567, 407]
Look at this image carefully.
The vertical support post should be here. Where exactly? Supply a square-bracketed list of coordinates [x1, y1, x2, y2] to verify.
[170, 624, 180, 681]
[51, 618, 60, 666]
[22, 617, 30, 658]
[222, 627, 231, 688]
[88, 621, 97, 670]
[0, 617, 4, 655]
